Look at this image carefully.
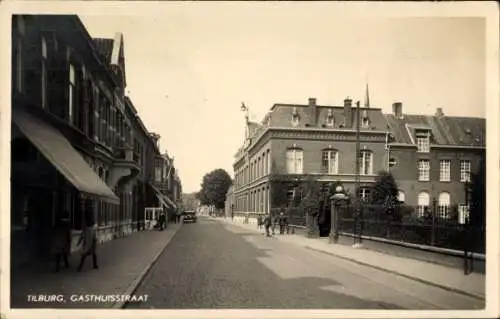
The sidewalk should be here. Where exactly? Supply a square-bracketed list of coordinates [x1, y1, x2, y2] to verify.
[219, 216, 485, 300]
[9, 223, 181, 309]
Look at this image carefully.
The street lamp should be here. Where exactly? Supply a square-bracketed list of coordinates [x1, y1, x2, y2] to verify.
[329, 185, 349, 244]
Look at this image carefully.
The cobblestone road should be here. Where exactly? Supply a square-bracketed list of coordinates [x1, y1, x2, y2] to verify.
[126, 217, 484, 310]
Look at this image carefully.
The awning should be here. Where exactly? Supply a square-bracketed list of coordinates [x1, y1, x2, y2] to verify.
[12, 109, 120, 204]
[149, 183, 177, 209]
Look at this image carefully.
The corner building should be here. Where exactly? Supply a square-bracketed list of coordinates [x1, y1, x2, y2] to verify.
[232, 97, 485, 225]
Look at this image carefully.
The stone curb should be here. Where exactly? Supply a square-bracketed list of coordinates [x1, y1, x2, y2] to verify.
[222, 218, 485, 302]
[112, 223, 182, 309]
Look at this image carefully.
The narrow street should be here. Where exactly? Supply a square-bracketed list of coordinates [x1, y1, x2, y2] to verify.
[126, 217, 483, 310]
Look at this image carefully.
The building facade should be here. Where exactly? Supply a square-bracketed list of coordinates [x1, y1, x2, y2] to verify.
[385, 103, 485, 222]
[232, 97, 485, 225]
[10, 15, 182, 266]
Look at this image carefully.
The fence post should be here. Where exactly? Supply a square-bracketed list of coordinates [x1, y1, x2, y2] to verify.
[431, 198, 437, 246]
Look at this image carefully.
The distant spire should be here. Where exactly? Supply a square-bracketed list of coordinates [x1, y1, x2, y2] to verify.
[364, 82, 370, 108]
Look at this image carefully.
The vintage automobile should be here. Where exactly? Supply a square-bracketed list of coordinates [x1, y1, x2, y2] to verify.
[182, 210, 197, 223]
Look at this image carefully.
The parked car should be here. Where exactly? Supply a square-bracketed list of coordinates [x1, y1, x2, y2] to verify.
[182, 210, 197, 223]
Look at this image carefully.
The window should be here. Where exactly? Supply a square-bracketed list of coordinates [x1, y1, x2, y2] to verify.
[416, 130, 430, 153]
[398, 190, 405, 203]
[155, 166, 162, 182]
[16, 37, 23, 92]
[362, 117, 370, 128]
[68, 64, 76, 124]
[418, 159, 430, 181]
[458, 204, 470, 224]
[460, 160, 471, 182]
[359, 150, 373, 175]
[286, 149, 303, 174]
[291, 108, 299, 126]
[326, 112, 334, 127]
[438, 192, 451, 219]
[417, 192, 430, 217]
[358, 187, 371, 201]
[321, 149, 338, 174]
[41, 37, 47, 108]
[439, 160, 451, 182]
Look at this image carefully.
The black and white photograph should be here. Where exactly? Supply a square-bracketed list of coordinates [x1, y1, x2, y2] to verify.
[0, 1, 498, 318]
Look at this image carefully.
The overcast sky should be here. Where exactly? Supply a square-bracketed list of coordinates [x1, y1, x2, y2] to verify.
[77, 4, 486, 193]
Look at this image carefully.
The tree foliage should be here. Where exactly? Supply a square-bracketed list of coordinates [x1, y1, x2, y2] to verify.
[197, 169, 233, 209]
[369, 170, 399, 205]
[470, 158, 485, 228]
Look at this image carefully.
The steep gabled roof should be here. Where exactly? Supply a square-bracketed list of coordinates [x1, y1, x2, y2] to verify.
[384, 114, 485, 147]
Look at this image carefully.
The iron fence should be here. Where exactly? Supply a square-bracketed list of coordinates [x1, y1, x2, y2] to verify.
[337, 204, 485, 253]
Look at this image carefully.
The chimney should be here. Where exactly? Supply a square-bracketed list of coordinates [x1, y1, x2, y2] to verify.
[308, 97, 317, 126]
[344, 97, 353, 128]
[435, 108, 444, 117]
[392, 102, 403, 118]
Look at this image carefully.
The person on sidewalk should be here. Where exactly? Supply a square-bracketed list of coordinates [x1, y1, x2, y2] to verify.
[257, 214, 263, 230]
[77, 206, 99, 272]
[158, 213, 166, 231]
[263, 213, 272, 237]
[271, 213, 279, 235]
[279, 212, 288, 234]
[50, 213, 71, 272]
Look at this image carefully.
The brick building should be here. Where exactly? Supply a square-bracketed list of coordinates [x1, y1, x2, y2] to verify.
[10, 15, 182, 266]
[231, 97, 485, 225]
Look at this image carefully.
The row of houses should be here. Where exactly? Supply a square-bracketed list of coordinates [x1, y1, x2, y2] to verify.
[226, 95, 485, 224]
[10, 15, 182, 266]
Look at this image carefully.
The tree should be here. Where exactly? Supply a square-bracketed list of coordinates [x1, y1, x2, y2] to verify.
[197, 169, 233, 209]
[470, 158, 485, 228]
[369, 170, 398, 205]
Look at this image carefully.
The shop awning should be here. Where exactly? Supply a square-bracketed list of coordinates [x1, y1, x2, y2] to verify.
[12, 109, 120, 204]
[149, 183, 177, 209]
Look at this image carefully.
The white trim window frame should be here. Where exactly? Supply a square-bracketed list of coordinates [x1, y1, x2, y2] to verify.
[416, 130, 430, 153]
[418, 159, 430, 181]
[438, 192, 451, 219]
[439, 159, 451, 182]
[360, 150, 373, 175]
[458, 204, 470, 224]
[417, 192, 430, 217]
[286, 149, 303, 174]
[460, 160, 471, 182]
[322, 149, 339, 174]
[398, 190, 405, 203]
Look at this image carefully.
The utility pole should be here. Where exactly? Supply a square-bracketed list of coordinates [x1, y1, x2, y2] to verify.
[353, 100, 363, 248]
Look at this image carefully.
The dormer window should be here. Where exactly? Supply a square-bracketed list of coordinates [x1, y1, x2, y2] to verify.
[361, 110, 370, 128]
[416, 129, 431, 153]
[291, 107, 299, 126]
[326, 110, 334, 127]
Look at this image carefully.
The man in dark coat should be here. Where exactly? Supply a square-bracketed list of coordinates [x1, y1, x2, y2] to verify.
[279, 212, 288, 234]
[263, 213, 272, 237]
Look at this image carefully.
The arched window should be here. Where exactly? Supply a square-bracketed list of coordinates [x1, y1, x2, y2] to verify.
[398, 190, 405, 203]
[358, 150, 373, 175]
[438, 192, 451, 219]
[417, 191, 430, 217]
[286, 148, 303, 174]
[321, 149, 339, 174]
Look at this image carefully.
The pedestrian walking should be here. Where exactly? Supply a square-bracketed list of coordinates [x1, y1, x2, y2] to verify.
[257, 214, 263, 230]
[176, 211, 181, 224]
[50, 213, 71, 272]
[158, 212, 166, 230]
[77, 204, 98, 272]
[263, 213, 272, 237]
[271, 213, 279, 235]
[279, 212, 288, 234]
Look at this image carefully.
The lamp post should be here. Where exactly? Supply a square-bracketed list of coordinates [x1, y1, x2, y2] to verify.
[329, 185, 348, 244]
[463, 180, 473, 274]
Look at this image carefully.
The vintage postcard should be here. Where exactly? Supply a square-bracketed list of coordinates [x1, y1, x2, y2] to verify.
[0, 1, 498, 318]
